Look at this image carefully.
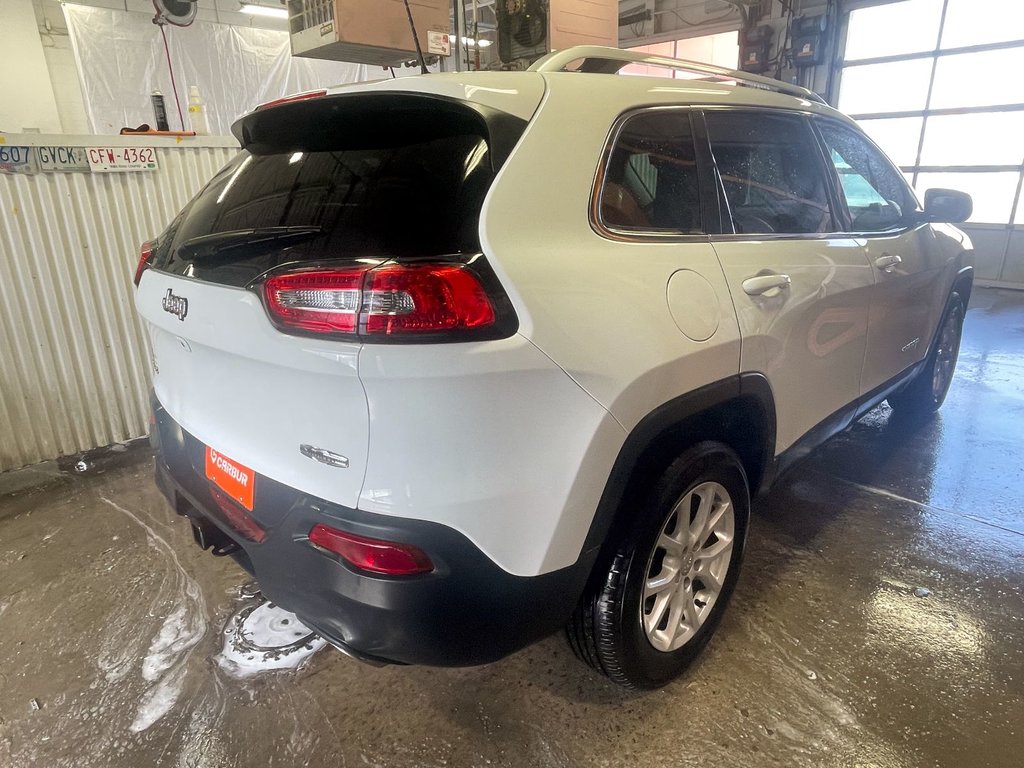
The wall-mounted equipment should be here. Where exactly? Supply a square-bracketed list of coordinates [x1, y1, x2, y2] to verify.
[738, 24, 772, 73]
[287, 0, 450, 67]
[791, 14, 827, 68]
[495, 0, 617, 70]
[152, 0, 197, 27]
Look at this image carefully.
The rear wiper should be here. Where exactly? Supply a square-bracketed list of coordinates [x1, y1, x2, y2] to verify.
[176, 226, 324, 261]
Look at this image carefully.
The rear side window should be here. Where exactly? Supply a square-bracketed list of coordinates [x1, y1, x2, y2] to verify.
[816, 120, 916, 232]
[152, 97, 514, 287]
[706, 111, 834, 235]
[597, 110, 702, 235]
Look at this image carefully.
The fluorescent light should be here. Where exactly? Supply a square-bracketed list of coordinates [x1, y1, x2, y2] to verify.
[240, 3, 288, 18]
[461, 36, 493, 48]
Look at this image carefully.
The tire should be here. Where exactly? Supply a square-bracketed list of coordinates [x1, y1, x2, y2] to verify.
[887, 291, 965, 418]
[567, 442, 749, 689]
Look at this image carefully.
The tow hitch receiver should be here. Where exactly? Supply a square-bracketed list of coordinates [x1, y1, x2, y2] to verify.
[190, 515, 240, 557]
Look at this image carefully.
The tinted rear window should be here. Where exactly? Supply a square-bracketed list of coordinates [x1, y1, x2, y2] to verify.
[153, 96, 517, 287]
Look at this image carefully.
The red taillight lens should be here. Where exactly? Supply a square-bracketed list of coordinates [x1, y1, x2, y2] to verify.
[134, 241, 154, 287]
[262, 263, 497, 339]
[255, 90, 327, 111]
[264, 269, 365, 334]
[308, 524, 433, 576]
[364, 265, 496, 334]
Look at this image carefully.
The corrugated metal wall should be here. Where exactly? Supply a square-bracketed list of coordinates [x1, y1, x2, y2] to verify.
[0, 139, 237, 471]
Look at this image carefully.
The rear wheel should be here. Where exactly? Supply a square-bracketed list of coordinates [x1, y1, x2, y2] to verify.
[888, 291, 964, 418]
[567, 442, 749, 689]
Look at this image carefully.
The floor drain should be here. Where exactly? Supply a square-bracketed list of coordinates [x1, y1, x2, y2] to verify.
[216, 600, 327, 678]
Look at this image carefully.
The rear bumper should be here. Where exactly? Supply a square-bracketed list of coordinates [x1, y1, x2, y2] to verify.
[150, 394, 590, 667]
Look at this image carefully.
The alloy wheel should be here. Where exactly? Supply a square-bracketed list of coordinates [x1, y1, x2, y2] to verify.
[640, 481, 735, 652]
[931, 307, 962, 400]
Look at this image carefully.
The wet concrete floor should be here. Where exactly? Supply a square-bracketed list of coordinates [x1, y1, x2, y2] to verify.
[0, 287, 1021, 767]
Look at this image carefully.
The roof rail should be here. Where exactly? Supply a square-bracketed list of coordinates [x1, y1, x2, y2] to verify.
[528, 46, 828, 105]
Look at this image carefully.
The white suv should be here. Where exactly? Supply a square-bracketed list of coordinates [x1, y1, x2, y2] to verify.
[135, 46, 973, 689]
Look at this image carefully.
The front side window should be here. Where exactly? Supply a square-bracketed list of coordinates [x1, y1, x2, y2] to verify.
[817, 121, 915, 232]
[706, 111, 834, 235]
[597, 110, 702, 235]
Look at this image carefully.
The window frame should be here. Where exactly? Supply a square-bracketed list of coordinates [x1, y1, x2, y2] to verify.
[589, 106, 715, 243]
[696, 106, 846, 241]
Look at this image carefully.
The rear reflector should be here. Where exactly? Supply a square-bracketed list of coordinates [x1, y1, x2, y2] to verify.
[134, 241, 154, 287]
[255, 90, 327, 111]
[308, 524, 433, 576]
[209, 487, 267, 543]
[263, 263, 496, 338]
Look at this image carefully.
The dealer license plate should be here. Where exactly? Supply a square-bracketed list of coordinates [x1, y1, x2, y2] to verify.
[204, 445, 255, 511]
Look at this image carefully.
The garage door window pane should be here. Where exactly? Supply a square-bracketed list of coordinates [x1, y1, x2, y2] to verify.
[844, 0, 943, 60]
[838, 60, 933, 115]
[914, 172, 1021, 223]
[920, 112, 1024, 165]
[940, 0, 1024, 49]
[930, 48, 1024, 109]
[857, 117, 925, 167]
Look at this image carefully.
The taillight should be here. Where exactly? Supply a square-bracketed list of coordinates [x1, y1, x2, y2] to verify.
[255, 90, 327, 111]
[262, 262, 500, 340]
[134, 241, 154, 287]
[264, 269, 363, 334]
[308, 524, 433, 576]
[364, 265, 495, 334]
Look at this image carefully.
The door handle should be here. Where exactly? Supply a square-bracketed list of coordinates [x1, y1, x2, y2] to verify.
[874, 253, 902, 272]
[742, 274, 792, 296]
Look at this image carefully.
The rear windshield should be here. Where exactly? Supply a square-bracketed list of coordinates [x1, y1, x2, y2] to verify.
[152, 96, 517, 287]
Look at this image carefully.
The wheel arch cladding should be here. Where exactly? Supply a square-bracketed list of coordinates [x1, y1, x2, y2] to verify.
[577, 374, 775, 591]
[952, 264, 973, 308]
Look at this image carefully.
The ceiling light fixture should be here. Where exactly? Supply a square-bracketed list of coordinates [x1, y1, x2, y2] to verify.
[240, 3, 288, 18]
[462, 36, 493, 48]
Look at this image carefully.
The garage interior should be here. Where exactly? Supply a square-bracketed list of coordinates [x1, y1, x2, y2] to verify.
[1, 0, 1022, 766]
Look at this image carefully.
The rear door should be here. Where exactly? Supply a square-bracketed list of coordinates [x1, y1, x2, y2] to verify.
[813, 118, 944, 394]
[135, 94, 517, 509]
[702, 109, 875, 453]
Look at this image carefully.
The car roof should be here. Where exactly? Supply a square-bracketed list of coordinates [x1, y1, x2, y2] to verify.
[327, 68, 856, 128]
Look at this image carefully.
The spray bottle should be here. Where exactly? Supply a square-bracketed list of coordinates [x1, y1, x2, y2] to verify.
[151, 90, 169, 132]
[187, 85, 210, 135]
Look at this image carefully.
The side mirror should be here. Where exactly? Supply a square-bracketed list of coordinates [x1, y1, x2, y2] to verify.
[922, 188, 972, 224]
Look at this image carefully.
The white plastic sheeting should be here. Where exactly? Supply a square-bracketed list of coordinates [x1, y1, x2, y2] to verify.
[0, 135, 238, 471]
[63, 4, 376, 136]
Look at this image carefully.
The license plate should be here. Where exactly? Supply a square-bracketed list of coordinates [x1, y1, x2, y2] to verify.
[0, 145, 35, 174]
[204, 446, 255, 511]
[86, 146, 158, 172]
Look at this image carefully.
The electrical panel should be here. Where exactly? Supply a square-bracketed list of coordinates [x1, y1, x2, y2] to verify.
[791, 14, 827, 68]
[288, 0, 450, 67]
[739, 24, 772, 73]
[496, 0, 618, 70]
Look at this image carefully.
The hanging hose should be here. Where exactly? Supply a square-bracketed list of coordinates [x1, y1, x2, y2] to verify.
[158, 24, 186, 131]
